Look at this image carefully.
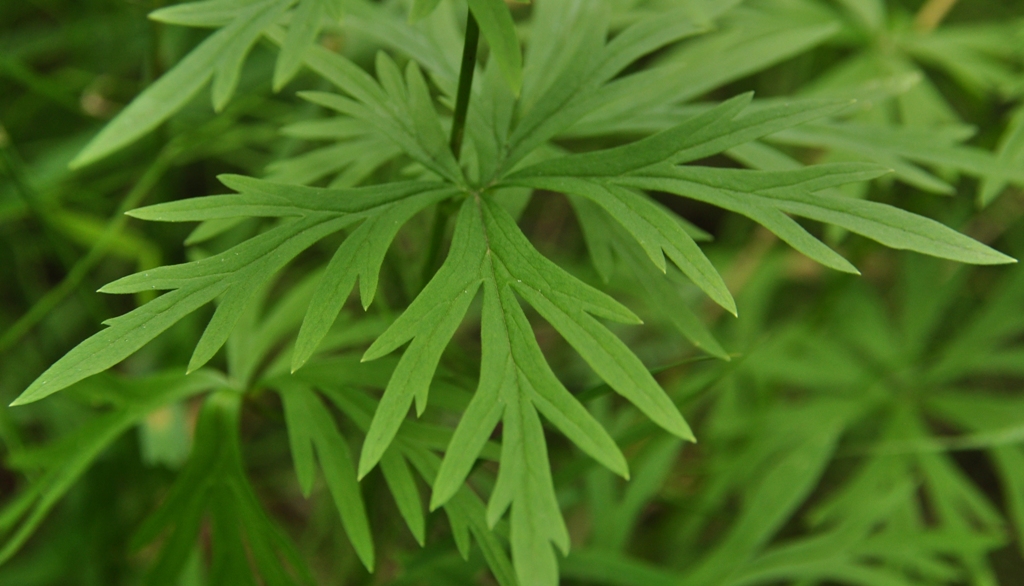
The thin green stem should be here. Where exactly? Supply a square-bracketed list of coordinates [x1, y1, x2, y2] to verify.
[449, 11, 480, 160]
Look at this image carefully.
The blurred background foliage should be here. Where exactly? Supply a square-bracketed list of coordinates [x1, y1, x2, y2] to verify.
[1, 0, 1024, 584]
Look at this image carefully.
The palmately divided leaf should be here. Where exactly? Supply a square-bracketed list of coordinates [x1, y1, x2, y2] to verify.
[300, 88, 464, 185]
[432, 200, 631, 512]
[353, 194, 694, 586]
[571, 17, 840, 137]
[15, 178, 450, 405]
[291, 189, 454, 371]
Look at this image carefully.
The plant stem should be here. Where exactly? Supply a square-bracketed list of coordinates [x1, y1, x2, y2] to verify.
[914, 0, 959, 32]
[449, 11, 480, 160]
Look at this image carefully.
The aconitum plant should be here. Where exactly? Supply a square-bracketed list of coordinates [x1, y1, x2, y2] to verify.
[3, 1, 1023, 585]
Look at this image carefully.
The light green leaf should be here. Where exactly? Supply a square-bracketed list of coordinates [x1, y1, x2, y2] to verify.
[515, 176, 736, 314]
[72, 0, 293, 167]
[980, 105, 1024, 207]
[379, 449, 426, 545]
[211, 0, 292, 112]
[409, 0, 443, 22]
[467, 0, 523, 95]
[358, 199, 486, 478]
[481, 199, 693, 442]
[275, 381, 375, 570]
[320, 384, 518, 586]
[291, 189, 453, 371]
[511, 95, 852, 179]
[280, 381, 317, 497]
[274, 0, 327, 90]
[572, 20, 840, 136]
[504, 6, 709, 172]
[0, 372, 221, 565]
[627, 164, 1016, 266]
[149, 0, 255, 28]
[71, 27, 229, 168]
[768, 122, 1024, 196]
[617, 239, 729, 360]
[17, 174, 447, 404]
[13, 282, 227, 406]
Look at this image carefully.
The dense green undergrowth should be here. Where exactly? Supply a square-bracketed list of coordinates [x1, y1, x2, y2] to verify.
[2, 0, 1024, 584]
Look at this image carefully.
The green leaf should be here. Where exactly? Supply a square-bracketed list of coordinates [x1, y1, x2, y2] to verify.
[291, 188, 453, 371]
[979, 104, 1024, 207]
[628, 165, 1016, 266]
[278, 376, 380, 564]
[503, 6, 710, 173]
[16, 176, 450, 404]
[491, 391, 565, 586]
[510, 95, 852, 179]
[13, 282, 227, 405]
[768, 121, 1024, 196]
[409, 0, 443, 22]
[70, 28, 227, 168]
[0, 372, 221, 565]
[354, 194, 694, 586]
[265, 137, 402, 186]
[135, 391, 315, 586]
[616, 239, 730, 360]
[319, 383, 518, 586]
[467, 0, 523, 95]
[358, 199, 486, 478]
[211, 0, 293, 112]
[573, 19, 841, 136]
[71, 0, 292, 167]
[149, 0, 254, 28]
[432, 217, 632, 509]
[130, 175, 447, 221]
[280, 381, 317, 497]
[274, 0, 327, 91]
[300, 90, 465, 184]
[379, 449, 426, 545]
[514, 176, 736, 314]
[680, 406, 849, 586]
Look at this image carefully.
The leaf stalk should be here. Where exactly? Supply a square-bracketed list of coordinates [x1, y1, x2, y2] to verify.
[449, 10, 480, 160]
